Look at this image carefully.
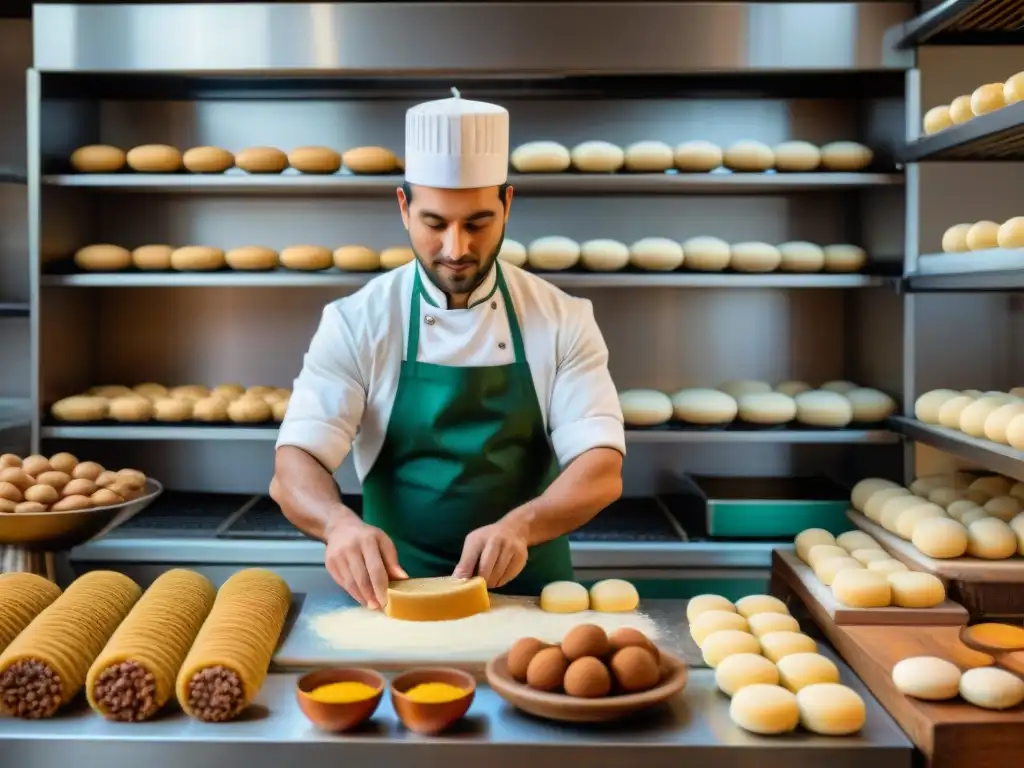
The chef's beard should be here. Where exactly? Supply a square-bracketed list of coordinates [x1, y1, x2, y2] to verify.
[413, 226, 506, 301]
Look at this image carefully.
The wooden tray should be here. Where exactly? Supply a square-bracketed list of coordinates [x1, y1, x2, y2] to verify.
[774, 550, 968, 626]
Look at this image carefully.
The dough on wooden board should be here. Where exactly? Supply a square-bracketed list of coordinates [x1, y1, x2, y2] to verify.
[75, 244, 132, 272]
[971, 83, 1006, 116]
[805, 544, 850, 569]
[776, 380, 812, 397]
[850, 548, 891, 566]
[886, 572, 945, 608]
[830, 568, 891, 608]
[132, 244, 173, 271]
[226, 246, 278, 271]
[947, 499, 982, 522]
[334, 245, 381, 272]
[822, 244, 867, 272]
[510, 141, 571, 173]
[701, 629, 762, 668]
[814, 556, 863, 586]
[747, 612, 799, 638]
[618, 389, 673, 427]
[892, 656, 961, 700]
[734, 594, 789, 618]
[588, 579, 639, 613]
[836, 530, 882, 553]
[235, 146, 289, 174]
[737, 392, 797, 425]
[846, 388, 897, 422]
[879, 496, 933, 533]
[941, 223, 972, 253]
[894, 503, 946, 540]
[723, 140, 774, 172]
[998, 216, 1024, 249]
[966, 221, 1000, 251]
[949, 95, 974, 124]
[682, 236, 731, 271]
[819, 142, 873, 172]
[685, 594, 736, 623]
[938, 395, 976, 428]
[911, 517, 968, 558]
[850, 478, 899, 512]
[343, 146, 399, 174]
[794, 528, 836, 562]
[281, 245, 332, 271]
[690, 610, 749, 647]
[730, 242, 781, 273]
[776, 652, 840, 692]
[539, 581, 589, 613]
[671, 388, 738, 425]
[674, 140, 722, 172]
[569, 141, 624, 173]
[170, 246, 225, 271]
[70, 144, 126, 173]
[960, 508, 989, 526]
[966, 517, 1017, 559]
[778, 241, 825, 272]
[527, 236, 580, 271]
[718, 379, 772, 399]
[863, 488, 911, 522]
[714, 653, 779, 696]
[984, 495, 1022, 522]
[760, 633, 819, 664]
[288, 146, 342, 174]
[794, 390, 853, 428]
[629, 237, 684, 271]
[729, 684, 799, 734]
[623, 141, 674, 172]
[923, 106, 954, 135]
[868, 559, 908, 576]
[773, 141, 822, 172]
[796, 683, 866, 735]
[182, 146, 234, 173]
[579, 239, 630, 272]
[497, 239, 527, 268]
[959, 667, 1024, 710]
[914, 389, 960, 423]
[960, 395, 1011, 436]
[126, 144, 182, 173]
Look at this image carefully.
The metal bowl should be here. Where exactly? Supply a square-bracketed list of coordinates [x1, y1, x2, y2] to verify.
[0, 478, 163, 550]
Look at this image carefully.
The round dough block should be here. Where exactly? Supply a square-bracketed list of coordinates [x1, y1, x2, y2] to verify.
[915, 389, 960, 423]
[747, 612, 800, 638]
[967, 220, 1000, 251]
[942, 223, 972, 253]
[776, 380, 812, 397]
[527, 236, 580, 271]
[998, 217, 1024, 249]
[730, 242, 781, 273]
[814, 557, 863, 586]
[588, 578, 639, 613]
[686, 594, 736, 623]
[760, 631, 817, 663]
[108, 396, 153, 422]
[796, 683, 866, 735]
[985, 495, 1023, 522]
[846, 388, 897, 422]
[74, 244, 132, 272]
[960, 396, 1010, 437]
[850, 548, 891, 566]
[836, 530, 881, 553]
[831, 568, 891, 608]
[579, 239, 629, 272]
[619, 389, 673, 427]
[510, 141, 571, 173]
[671, 388, 738, 425]
[886, 572, 945, 608]
[938, 395, 976, 428]
[806, 544, 850, 570]
[539, 581, 589, 613]
[823, 244, 867, 272]
[623, 141, 674, 172]
[880, 496, 933, 533]
[380, 247, 414, 270]
[735, 594, 789, 619]
[894, 503, 947, 540]
[912, 517, 969, 558]
[281, 245, 332, 271]
[691, 610, 750, 647]
[126, 144, 182, 173]
[682, 236, 731, 271]
[226, 246, 278, 271]
[334, 245, 381, 272]
[971, 83, 1006, 116]
[923, 106, 954, 135]
[795, 528, 836, 562]
[702, 630, 762, 668]
[960, 667, 1024, 710]
[892, 656, 962, 700]
[949, 95, 974, 124]
[51, 395, 108, 422]
[729, 684, 799, 735]
[674, 140, 723, 172]
[132, 244, 173, 270]
[70, 144, 125, 173]
[737, 392, 796, 425]
[794, 390, 853, 428]
[820, 142, 874, 172]
[773, 141, 822, 172]
[570, 141, 624, 173]
[170, 246, 225, 271]
[947, 499, 983, 522]
[777, 241, 825, 272]
[629, 237, 684, 271]
[970, 475, 1013, 497]
[723, 140, 775, 172]
[960, 508, 989, 527]
[868, 559, 909, 576]
[182, 146, 234, 173]
[864, 488, 912, 522]
[776, 652, 840, 693]
[288, 146, 342, 174]
[718, 379, 772, 399]
[342, 146, 399, 174]
[967, 517, 1017, 559]
[715, 653, 779, 697]
[497, 239, 527, 268]
[235, 146, 289, 174]
[1007, 72, 1024, 105]
[851, 478, 900, 512]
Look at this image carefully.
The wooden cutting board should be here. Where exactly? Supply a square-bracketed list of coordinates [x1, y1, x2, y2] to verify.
[774, 550, 968, 626]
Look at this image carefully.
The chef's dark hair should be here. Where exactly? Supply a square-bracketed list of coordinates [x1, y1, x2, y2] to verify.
[402, 181, 511, 207]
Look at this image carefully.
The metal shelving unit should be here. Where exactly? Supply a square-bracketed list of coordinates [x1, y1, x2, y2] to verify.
[888, 0, 1024, 48]
[900, 100, 1024, 162]
[891, 417, 1024, 483]
[906, 248, 1024, 290]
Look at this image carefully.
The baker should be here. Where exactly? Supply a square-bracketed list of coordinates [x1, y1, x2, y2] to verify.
[271, 88, 625, 610]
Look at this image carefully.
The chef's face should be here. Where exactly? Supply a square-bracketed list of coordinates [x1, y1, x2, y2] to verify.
[398, 183, 513, 302]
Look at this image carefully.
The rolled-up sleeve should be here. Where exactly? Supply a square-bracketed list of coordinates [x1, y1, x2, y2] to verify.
[547, 298, 626, 466]
[276, 302, 366, 472]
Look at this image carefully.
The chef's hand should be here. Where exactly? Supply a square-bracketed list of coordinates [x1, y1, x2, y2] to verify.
[324, 516, 407, 611]
[454, 520, 528, 588]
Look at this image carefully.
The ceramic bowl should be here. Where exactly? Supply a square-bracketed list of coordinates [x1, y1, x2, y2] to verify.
[296, 667, 385, 732]
[391, 667, 476, 735]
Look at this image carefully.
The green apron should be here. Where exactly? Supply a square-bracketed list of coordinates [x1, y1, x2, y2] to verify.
[361, 262, 573, 595]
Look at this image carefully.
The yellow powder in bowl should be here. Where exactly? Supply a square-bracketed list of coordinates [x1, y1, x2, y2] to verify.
[308, 680, 380, 704]
[403, 682, 468, 704]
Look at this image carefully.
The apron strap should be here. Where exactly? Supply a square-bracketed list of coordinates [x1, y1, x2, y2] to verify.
[407, 266, 425, 366]
[495, 263, 527, 363]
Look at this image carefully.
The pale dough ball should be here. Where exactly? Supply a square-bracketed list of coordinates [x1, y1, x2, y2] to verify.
[735, 594, 789, 619]
[923, 106, 954, 135]
[381, 247, 415, 270]
[773, 141, 822, 172]
[510, 141, 570, 173]
[170, 246, 225, 271]
[912, 517, 968, 558]
[730, 242, 781, 273]
[912, 473, 962, 496]
[1006, 72, 1024, 105]
[971, 83, 1006, 116]
[960, 667, 1024, 710]
[895, 503, 947, 540]
[868, 559, 909, 576]
[820, 141, 874, 171]
[806, 544, 850, 569]
[527, 236, 580, 271]
[681, 236, 731, 271]
[718, 379, 772, 399]
[182, 146, 234, 173]
[930, 487, 968, 508]
[886, 572, 945, 608]
[795, 528, 836, 562]
[619, 389, 673, 427]
[892, 656, 962, 700]
[715, 653, 779, 696]
[760, 631, 817, 663]
[674, 140, 723, 172]
[851, 478, 900, 513]
[880, 496, 932, 533]
[984, 496, 1022, 522]
[342, 146, 399, 174]
[70, 144, 125, 173]
[915, 389, 960, 423]
[776, 380, 812, 397]
[970, 475, 1013, 497]
[686, 594, 736, 623]
[846, 388, 897, 422]
[539, 581, 589, 613]
[961, 508, 989, 527]
[820, 380, 859, 394]
[747, 612, 800, 638]
[967, 517, 1017, 559]
[589, 578, 639, 612]
[723, 140, 775, 172]
[796, 683, 866, 735]
[332, 245, 380, 272]
[126, 144, 183, 173]
[569, 141, 624, 173]
[236, 146, 288, 174]
[132, 244, 173, 271]
[691, 610, 750, 647]
[629, 237, 684, 271]
[1010, 514, 1024, 554]
[776, 653, 840, 693]
[960, 396, 1010, 437]
[814, 556, 863, 586]
[998, 217, 1024, 249]
[281, 245, 332, 271]
[851, 548, 891, 566]
[579, 239, 630, 272]
[947, 499, 982, 522]
[794, 390, 853, 428]
[823, 244, 867, 272]
[287, 146, 341, 174]
[729, 684, 799, 735]
[864, 487, 912, 522]
[623, 140, 674, 172]
[1012, 482, 1024, 501]
[1012, 388, 1024, 399]
[949, 95, 974, 124]
[226, 246, 278, 271]
[942, 223, 972, 253]
[737, 393, 796, 425]
[671, 388, 738, 425]
[967, 220, 1000, 251]
[836, 529, 881, 553]
[831, 568, 891, 608]
[702, 629, 762, 668]
[938, 395, 975, 429]
[497, 239, 527, 268]
[75, 244, 132, 272]
[777, 241, 824, 272]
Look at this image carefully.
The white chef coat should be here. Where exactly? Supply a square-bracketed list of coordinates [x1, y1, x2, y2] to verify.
[276, 259, 626, 481]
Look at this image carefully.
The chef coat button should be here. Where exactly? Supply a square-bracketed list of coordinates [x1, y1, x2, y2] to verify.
[491, 301, 497, 310]
[498, 342, 507, 350]
[425, 315, 435, 326]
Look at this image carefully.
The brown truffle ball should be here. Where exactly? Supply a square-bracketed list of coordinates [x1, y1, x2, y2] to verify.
[564, 656, 612, 698]
[610, 646, 661, 693]
[48, 452, 78, 474]
[508, 637, 548, 682]
[608, 626, 660, 661]
[526, 646, 569, 692]
[562, 623, 611, 661]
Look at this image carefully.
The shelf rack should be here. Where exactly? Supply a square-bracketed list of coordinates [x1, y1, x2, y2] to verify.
[890, 417, 1024, 484]
[905, 248, 1024, 290]
[0, 302, 29, 317]
[900, 100, 1024, 162]
[889, 0, 1024, 48]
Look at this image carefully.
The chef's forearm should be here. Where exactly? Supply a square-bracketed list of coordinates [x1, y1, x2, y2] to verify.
[270, 446, 359, 542]
[502, 447, 623, 547]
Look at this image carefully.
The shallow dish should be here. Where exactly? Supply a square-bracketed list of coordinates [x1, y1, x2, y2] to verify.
[296, 667, 385, 732]
[486, 646, 688, 723]
[391, 667, 475, 735]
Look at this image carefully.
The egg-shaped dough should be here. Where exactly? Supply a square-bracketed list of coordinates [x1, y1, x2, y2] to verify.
[949, 95, 974, 124]
[777, 241, 825, 272]
[569, 141, 624, 173]
[929, 487, 968, 508]
[863, 487, 912, 522]
[795, 528, 836, 562]
[715, 653, 779, 696]
[850, 549, 890, 566]
[911, 517, 968, 558]
[823, 244, 867, 272]
[819, 142, 873, 172]
[985, 495, 1023, 522]
[227, 396, 272, 424]
[702, 629, 762, 668]
[686, 594, 736, 623]
[820, 380, 858, 394]
[915, 389, 960, 423]
[729, 684, 800, 734]
[960, 667, 1024, 710]
[170, 246, 225, 271]
[892, 656, 962, 700]
[886, 572, 945, 608]
[288, 146, 342, 174]
[880, 496, 933, 533]
[510, 141, 571, 173]
[947, 499, 983, 522]
[815, 556, 863, 586]
[747, 612, 800, 638]
[131, 244, 173, 271]
[70, 144, 125, 173]
[846, 388, 897, 423]
[527, 236, 580, 271]
[967, 221, 1001, 251]
[941, 223, 972, 253]
[894, 503, 947, 540]
[619, 389, 673, 427]
[967, 517, 1017, 559]
[182, 146, 234, 173]
[869, 559, 909, 576]
[1006, 72, 1024, 105]
[735, 594, 788, 619]
[74, 244, 132, 272]
[588, 579, 639, 613]
[851, 478, 900, 513]
[126, 144, 183, 173]
[730, 242, 782, 273]
[794, 390, 854, 428]
[334, 245, 381, 272]
[497, 239, 527, 268]
[998, 217, 1024, 249]
[281, 245, 333, 271]
[971, 83, 1006, 116]
[806, 544, 850, 570]
[681, 236, 731, 271]
[718, 379, 772, 399]
[628, 237, 684, 271]
[831, 568, 891, 608]
[235, 146, 289, 174]
[623, 140, 674, 172]
[108, 396, 154, 423]
[539, 581, 590, 613]
[938, 395, 976, 429]
[723, 140, 774, 172]
[579, 239, 630, 272]
[796, 683, 866, 735]
[923, 106, 954, 136]
[690, 610, 750, 647]
[152, 397, 193, 422]
[342, 146, 399, 174]
[670, 388, 738, 425]
[776, 380, 812, 397]
[773, 141, 822, 172]
[193, 396, 230, 422]
[380, 247, 415, 270]
[673, 140, 723, 172]
[737, 393, 797, 425]
[960, 508, 990, 526]
[970, 475, 1013, 497]
[760, 631, 817, 663]
[226, 246, 278, 271]
[776, 653, 840, 693]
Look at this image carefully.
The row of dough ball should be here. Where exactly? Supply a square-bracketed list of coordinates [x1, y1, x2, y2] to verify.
[537, 578, 640, 613]
[72, 244, 414, 273]
[69, 144, 402, 175]
[685, 594, 865, 736]
[499, 237, 867, 274]
[620, 384, 896, 428]
[0, 453, 148, 514]
[941, 218, 1024, 253]
[50, 383, 291, 424]
[511, 140, 874, 174]
[893, 655, 1024, 710]
[794, 527, 947, 608]
[914, 388, 1024, 450]
[922, 71, 1024, 135]
[851, 476, 1024, 560]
